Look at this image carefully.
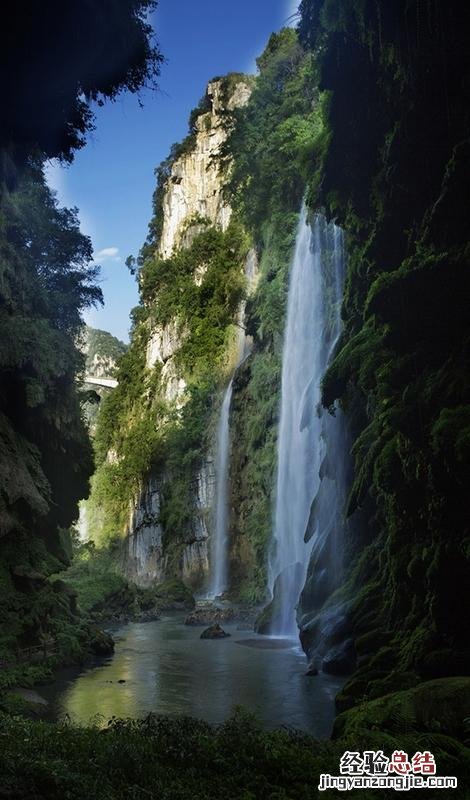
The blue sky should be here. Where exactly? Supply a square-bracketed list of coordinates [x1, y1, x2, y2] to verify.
[46, 0, 299, 342]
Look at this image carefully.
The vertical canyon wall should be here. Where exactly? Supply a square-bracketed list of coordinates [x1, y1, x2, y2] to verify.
[103, 76, 253, 589]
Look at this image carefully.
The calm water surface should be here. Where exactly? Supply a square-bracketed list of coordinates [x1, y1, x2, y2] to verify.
[42, 613, 343, 737]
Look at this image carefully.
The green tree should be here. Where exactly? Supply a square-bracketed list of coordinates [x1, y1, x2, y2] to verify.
[1, 1, 162, 162]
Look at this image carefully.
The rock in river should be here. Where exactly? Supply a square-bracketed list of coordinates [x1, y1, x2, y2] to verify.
[200, 623, 231, 640]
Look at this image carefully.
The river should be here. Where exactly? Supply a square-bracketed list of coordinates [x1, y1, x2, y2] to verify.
[41, 613, 343, 737]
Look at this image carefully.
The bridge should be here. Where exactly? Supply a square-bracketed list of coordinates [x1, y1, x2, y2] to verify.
[84, 375, 118, 389]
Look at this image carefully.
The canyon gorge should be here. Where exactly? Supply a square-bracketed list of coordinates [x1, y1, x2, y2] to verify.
[1, 2, 469, 796]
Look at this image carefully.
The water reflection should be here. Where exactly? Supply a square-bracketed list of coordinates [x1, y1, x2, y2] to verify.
[43, 614, 343, 737]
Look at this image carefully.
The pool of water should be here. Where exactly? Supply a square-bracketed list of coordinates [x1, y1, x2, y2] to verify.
[41, 613, 343, 737]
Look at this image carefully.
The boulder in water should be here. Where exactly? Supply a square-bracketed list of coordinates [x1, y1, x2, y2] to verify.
[305, 663, 319, 676]
[200, 623, 230, 640]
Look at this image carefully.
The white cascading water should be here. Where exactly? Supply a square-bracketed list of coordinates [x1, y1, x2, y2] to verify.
[77, 502, 89, 542]
[208, 378, 234, 597]
[207, 249, 257, 598]
[268, 206, 345, 634]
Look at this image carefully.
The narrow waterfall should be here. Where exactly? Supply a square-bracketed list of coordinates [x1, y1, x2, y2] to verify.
[77, 503, 89, 542]
[207, 249, 257, 598]
[268, 207, 345, 634]
[208, 379, 234, 597]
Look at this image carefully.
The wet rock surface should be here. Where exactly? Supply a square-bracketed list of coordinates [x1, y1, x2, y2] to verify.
[254, 564, 303, 635]
[305, 664, 319, 676]
[185, 604, 256, 628]
[200, 623, 230, 639]
[185, 606, 236, 626]
[321, 639, 356, 676]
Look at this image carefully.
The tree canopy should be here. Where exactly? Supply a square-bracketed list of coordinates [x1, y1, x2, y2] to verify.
[1, 1, 162, 161]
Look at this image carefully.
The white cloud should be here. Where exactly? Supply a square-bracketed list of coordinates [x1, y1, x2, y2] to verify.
[94, 246, 121, 263]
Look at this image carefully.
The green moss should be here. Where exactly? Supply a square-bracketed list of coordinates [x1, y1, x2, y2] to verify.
[333, 678, 470, 741]
[229, 217, 297, 602]
[221, 32, 318, 600]
[294, 0, 470, 704]
[152, 578, 195, 608]
[224, 29, 320, 232]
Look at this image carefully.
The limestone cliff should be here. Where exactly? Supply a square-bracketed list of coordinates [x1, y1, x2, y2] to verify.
[144, 77, 252, 408]
[82, 327, 127, 381]
[109, 75, 253, 588]
[80, 327, 126, 433]
[158, 79, 252, 260]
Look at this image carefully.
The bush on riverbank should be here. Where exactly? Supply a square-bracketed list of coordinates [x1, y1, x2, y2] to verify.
[0, 540, 114, 694]
[62, 540, 194, 622]
[1, 685, 469, 800]
[2, 710, 329, 800]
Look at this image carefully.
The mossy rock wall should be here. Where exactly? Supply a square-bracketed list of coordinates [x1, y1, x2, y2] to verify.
[296, 0, 470, 705]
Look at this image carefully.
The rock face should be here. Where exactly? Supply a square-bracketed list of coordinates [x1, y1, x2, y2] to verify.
[185, 606, 236, 626]
[299, 600, 354, 675]
[146, 320, 182, 369]
[182, 461, 215, 587]
[125, 476, 166, 586]
[145, 77, 251, 407]
[321, 639, 356, 676]
[121, 76, 251, 592]
[124, 461, 215, 588]
[81, 326, 127, 380]
[158, 79, 252, 260]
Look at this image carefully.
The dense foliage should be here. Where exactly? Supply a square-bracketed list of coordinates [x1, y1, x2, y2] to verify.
[297, 0, 470, 708]
[90, 222, 249, 552]
[224, 28, 320, 234]
[1, 1, 162, 162]
[84, 327, 127, 378]
[0, 161, 102, 661]
[0, 4, 161, 665]
[61, 537, 193, 621]
[1, 678, 469, 799]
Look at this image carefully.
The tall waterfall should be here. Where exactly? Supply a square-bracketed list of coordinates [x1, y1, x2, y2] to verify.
[208, 378, 234, 597]
[207, 249, 257, 598]
[268, 207, 345, 634]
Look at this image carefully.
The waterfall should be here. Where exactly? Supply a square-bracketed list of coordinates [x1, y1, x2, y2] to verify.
[208, 379, 234, 597]
[268, 206, 345, 634]
[207, 249, 257, 599]
[77, 502, 89, 542]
